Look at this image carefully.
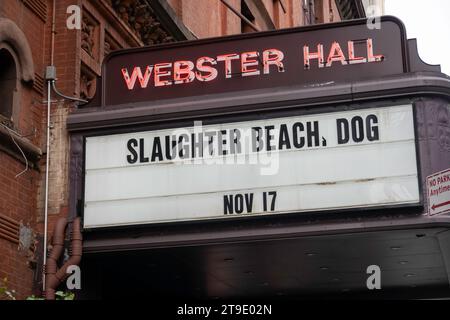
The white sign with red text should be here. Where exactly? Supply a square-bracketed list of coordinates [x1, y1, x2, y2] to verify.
[427, 168, 450, 216]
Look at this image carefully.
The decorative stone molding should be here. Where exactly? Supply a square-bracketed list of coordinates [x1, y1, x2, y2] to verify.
[104, 31, 121, 57]
[436, 102, 450, 152]
[109, 0, 174, 45]
[68, 134, 84, 221]
[80, 64, 97, 100]
[0, 18, 35, 83]
[417, 100, 450, 149]
[81, 11, 100, 61]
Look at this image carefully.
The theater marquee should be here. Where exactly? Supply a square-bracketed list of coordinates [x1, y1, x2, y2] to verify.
[101, 17, 407, 106]
[76, 17, 427, 229]
[83, 105, 420, 228]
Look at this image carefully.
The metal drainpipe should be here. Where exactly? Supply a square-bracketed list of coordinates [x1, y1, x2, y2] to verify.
[43, 0, 57, 293]
[45, 217, 82, 300]
[51, 0, 56, 66]
[42, 77, 51, 293]
[43, 0, 86, 293]
[42, 75, 86, 296]
[44, 217, 66, 299]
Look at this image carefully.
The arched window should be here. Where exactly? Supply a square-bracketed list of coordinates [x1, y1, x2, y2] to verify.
[0, 48, 18, 121]
[0, 18, 35, 128]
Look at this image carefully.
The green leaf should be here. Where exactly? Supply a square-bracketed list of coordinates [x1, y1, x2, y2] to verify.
[26, 295, 44, 300]
[54, 291, 75, 300]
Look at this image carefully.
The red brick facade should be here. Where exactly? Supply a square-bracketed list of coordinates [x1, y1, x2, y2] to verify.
[0, 0, 355, 299]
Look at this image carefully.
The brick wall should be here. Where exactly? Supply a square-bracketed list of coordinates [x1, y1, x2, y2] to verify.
[168, 0, 337, 38]
[179, 0, 224, 38]
[0, 152, 38, 299]
[0, 0, 352, 299]
[0, 0, 48, 299]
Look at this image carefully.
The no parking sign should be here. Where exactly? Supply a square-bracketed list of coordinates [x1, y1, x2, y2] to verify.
[427, 168, 450, 216]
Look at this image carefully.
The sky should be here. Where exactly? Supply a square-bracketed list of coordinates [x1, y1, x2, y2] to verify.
[384, 0, 450, 76]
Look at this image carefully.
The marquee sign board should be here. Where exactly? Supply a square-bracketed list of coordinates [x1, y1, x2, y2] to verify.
[83, 105, 420, 229]
[100, 17, 408, 107]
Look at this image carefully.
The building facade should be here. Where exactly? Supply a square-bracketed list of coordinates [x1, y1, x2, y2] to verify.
[69, 16, 450, 299]
[0, 0, 450, 298]
[0, 0, 365, 300]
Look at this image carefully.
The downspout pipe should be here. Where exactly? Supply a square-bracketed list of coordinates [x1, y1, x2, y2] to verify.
[42, 77, 52, 292]
[42, 0, 86, 295]
[43, 0, 57, 293]
[45, 217, 82, 300]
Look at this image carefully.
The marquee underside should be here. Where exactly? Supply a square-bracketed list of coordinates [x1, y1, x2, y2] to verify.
[80, 224, 450, 299]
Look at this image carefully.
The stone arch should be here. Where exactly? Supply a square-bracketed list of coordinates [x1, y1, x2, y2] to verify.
[0, 18, 35, 83]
